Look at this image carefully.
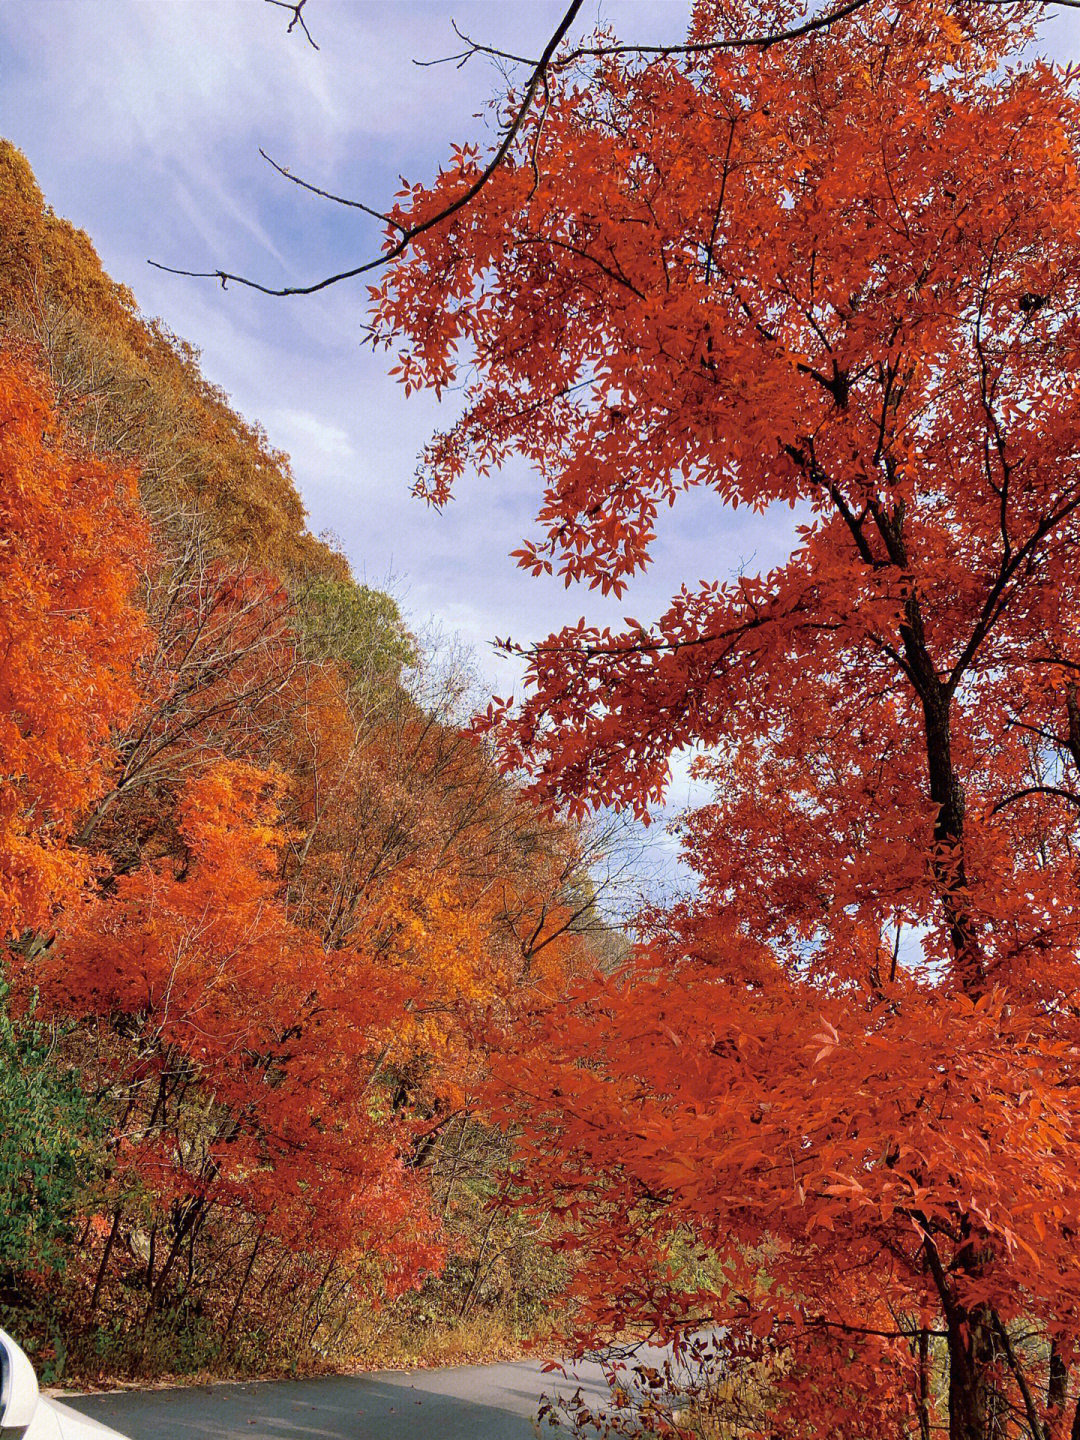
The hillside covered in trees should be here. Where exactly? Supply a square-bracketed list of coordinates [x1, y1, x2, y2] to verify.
[0, 139, 616, 1382]
[13, 0, 1080, 1432]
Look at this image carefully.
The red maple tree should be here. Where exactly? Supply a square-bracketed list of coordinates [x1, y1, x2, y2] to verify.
[376, 0, 1080, 1434]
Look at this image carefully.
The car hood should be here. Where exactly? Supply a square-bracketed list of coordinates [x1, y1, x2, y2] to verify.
[31, 1398, 129, 1440]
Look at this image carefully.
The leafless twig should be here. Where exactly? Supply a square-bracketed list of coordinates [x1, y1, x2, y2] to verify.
[152, 0, 584, 295]
[258, 148, 402, 228]
[265, 0, 318, 50]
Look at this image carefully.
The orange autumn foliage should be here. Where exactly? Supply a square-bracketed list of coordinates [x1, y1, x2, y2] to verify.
[278, 693, 594, 1102]
[0, 138, 348, 583]
[47, 760, 442, 1276]
[376, 0, 1080, 1435]
[0, 345, 149, 936]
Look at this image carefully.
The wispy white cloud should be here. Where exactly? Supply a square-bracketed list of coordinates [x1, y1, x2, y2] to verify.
[269, 407, 355, 463]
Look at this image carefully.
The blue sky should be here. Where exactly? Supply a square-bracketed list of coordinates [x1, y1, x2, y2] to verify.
[2, 0, 1078, 870]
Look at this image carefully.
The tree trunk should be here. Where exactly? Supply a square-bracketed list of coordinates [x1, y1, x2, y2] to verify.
[925, 1233, 1000, 1440]
[946, 1305, 996, 1440]
[917, 1327, 931, 1440]
[88, 1207, 122, 1315]
[223, 1220, 267, 1350]
[143, 1196, 206, 1321]
[1049, 1341, 1068, 1437]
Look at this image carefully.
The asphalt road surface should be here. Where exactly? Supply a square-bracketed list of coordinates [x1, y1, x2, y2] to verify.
[58, 1355, 620, 1440]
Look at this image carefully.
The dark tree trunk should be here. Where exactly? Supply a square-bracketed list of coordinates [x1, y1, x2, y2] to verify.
[88, 1207, 122, 1315]
[946, 1304, 996, 1440]
[917, 1327, 932, 1440]
[1049, 1341, 1068, 1436]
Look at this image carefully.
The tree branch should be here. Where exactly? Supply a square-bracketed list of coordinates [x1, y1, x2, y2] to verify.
[150, 0, 586, 296]
[990, 785, 1080, 815]
[159, 0, 1080, 299]
[258, 149, 401, 228]
[265, 0, 318, 51]
[990, 1311, 1047, 1440]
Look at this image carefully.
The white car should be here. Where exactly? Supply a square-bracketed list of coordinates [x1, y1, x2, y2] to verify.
[0, 1331, 130, 1440]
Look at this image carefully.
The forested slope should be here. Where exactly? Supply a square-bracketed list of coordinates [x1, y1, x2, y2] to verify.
[0, 140, 343, 580]
[0, 140, 602, 1383]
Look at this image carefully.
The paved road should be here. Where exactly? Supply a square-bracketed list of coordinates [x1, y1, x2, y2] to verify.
[57, 1355, 619, 1440]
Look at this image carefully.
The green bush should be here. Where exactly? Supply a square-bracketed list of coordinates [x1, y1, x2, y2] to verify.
[0, 983, 97, 1280]
[294, 578, 416, 694]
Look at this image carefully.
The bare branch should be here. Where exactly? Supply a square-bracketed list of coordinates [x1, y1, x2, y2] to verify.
[990, 785, 1080, 815]
[990, 1312, 1048, 1440]
[258, 149, 402, 229]
[415, 17, 536, 71]
[422, 0, 882, 73]
[452, 0, 875, 70]
[151, 0, 586, 296]
[265, 0, 318, 50]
